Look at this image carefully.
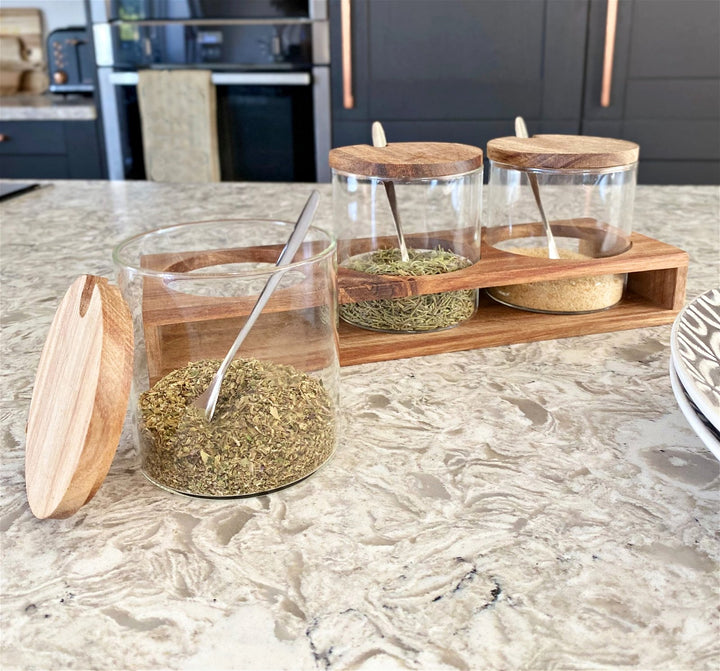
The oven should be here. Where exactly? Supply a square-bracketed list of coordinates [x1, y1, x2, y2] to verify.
[89, 0, 331, 182]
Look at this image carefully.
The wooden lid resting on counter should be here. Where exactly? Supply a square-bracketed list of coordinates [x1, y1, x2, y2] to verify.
[25, 275, 133, 519]
[328, 142, 484, 179]
[486, 135, 639, 169]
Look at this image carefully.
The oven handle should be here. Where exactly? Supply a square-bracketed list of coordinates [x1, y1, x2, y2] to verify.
[341, 0, 354, 109]
[600, 0, 619, 107]
[107, 18, 315, 26]
[108, 71, 312, 86]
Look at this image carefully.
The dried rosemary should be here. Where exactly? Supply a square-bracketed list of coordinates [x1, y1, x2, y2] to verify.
[340, 247, 477, 332]
[139, 358, 336, 497]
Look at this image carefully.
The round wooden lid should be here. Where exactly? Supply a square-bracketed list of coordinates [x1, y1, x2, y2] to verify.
[486, 134, 639, 169]
[25, 275, 134, 519]
[328, 141, 484, 178]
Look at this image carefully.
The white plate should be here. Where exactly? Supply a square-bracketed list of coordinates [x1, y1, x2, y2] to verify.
[669, 359, 720, 460]
[670, 287, 720, 431]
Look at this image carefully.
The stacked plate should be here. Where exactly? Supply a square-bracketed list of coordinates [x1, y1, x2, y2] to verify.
[670, 287, 720, 460]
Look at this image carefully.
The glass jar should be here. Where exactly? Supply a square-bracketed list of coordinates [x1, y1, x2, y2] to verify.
[329, 141, 484, 333]
[485, 134, 639, 314]
[114, 219, 339, 498]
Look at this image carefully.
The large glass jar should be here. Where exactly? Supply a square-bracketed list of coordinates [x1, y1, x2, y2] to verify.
[329, 141, 484, 333]
[485, 134, 639, 314]
[114, 219, 339, 498]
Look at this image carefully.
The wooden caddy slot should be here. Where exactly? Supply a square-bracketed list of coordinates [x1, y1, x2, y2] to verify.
[140, 227, 688, 379]
[337, 225, 688, 366]
[140, 240, 334, 385]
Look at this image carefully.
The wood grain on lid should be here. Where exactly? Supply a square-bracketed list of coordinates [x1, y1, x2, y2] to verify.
[486, 134, 639, 169]
[329, 142, 484, 178]
[25, 275, 133, 519]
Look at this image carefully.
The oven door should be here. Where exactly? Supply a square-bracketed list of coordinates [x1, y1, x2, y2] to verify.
[92, 1, 315, 21]
[97, 68, 330, 182]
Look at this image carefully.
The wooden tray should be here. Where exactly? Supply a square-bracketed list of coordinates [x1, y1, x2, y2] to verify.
[140, 229, 687, 376]
[140, 240, 333, 385]
[337, 230, 687, 365]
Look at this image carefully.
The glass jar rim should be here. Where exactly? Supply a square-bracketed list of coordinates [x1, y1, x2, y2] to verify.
[113, 218, 336, 280]
[488, 160, 638, 176]
[330, 166, 484, 182]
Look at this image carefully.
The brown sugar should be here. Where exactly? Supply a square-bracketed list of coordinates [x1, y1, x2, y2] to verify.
[487, 247, 625, 313]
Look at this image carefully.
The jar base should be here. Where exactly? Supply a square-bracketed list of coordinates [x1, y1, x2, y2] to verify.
[141, 451, 335, 499]
[486, 289, 622, 315]
[339, 312, 476, 334]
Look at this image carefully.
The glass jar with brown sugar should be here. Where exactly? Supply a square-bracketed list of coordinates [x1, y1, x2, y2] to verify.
[485, 134, 639, 314]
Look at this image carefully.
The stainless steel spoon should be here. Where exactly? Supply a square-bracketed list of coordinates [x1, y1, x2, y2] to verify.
[371, 121, 410, 262]
[514, 116, 560, 260]
[193, 189, 320, 421]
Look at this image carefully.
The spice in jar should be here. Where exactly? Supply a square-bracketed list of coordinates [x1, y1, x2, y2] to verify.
[339, 246, 476, 332]
[487, 247, 625, 313]
[139, 358, 336, 496]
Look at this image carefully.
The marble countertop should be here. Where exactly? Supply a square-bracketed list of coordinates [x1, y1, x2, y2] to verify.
[1, 180, 718, 671]
[0, 93, 96, 120]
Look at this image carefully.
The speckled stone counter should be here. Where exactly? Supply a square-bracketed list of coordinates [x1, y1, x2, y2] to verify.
[0, 93, 96, 120]
[1, 181, 718, 671]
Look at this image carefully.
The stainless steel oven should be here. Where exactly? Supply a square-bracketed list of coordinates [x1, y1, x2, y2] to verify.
[89, 0, 331, 182]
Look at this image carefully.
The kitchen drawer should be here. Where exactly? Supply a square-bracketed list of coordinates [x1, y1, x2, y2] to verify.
[0, 119, 104, 179]
[0, 155, 70, 179]
[637, 160, 720, 186]
[583, 120, 720, 160]
[625, 80, 719, 120]
[0, 121, 67, 155]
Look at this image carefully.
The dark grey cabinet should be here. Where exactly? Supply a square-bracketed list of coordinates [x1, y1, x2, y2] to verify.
[330, 0, 588, 151]
[582, 0, 720, 184]
[0, 120, 105, 180]
[330, 0, 719, 184]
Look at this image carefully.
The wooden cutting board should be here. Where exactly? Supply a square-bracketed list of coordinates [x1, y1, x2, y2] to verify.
[0, 8, 47, 94]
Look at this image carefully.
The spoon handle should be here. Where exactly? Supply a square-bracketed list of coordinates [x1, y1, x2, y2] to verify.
[198, 190, 320, 420]
[514, 116, 560, 260]
[514, 116, 529, 138]
[372, 121, 410, 263]
[382, 181, 409, 260]
[527, 174, 560, 260]
[222, 189, 320, 366]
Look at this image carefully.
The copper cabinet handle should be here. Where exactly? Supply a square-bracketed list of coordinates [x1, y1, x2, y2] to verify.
[601, 0, 619, 107]
[341, 0, 354, 109]
[0, 134, 7, 142]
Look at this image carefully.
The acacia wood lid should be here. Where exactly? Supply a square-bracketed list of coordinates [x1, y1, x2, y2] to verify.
[328, 142, 484, 178]
[486, 134, 639, 169]
[25, 275, 134, 519]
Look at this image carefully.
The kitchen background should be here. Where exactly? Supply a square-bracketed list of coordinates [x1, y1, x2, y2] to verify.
[0, 0, 718, 184]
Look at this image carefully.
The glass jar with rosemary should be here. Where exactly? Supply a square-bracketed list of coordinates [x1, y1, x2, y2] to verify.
[340, 247, 477, 332]
[329, 140, 484, 334]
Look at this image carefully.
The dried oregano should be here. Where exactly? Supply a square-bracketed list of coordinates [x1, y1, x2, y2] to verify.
[340, 247, 476, 332]
[139, 358, 336, 496]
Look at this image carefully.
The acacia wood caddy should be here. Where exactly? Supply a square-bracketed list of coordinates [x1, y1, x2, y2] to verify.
[139, 226, 687, 377]
[141, 137, 686, 375]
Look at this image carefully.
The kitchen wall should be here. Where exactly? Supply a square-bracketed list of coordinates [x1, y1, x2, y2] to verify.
[1, 0, 86, 38]
[330, 0, 720, 185]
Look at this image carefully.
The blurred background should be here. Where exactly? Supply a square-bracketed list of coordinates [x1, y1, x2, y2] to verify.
[0, 0, 718, 184]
